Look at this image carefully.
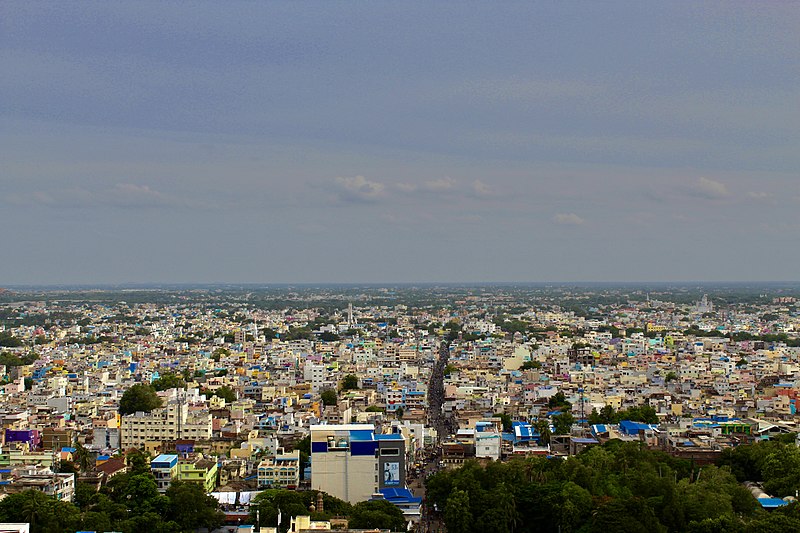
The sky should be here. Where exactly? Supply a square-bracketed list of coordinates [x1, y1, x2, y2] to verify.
[1, 2, 799, 284]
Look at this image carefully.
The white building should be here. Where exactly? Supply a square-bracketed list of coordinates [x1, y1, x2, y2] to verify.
[310, 424, 407, 504]
[119, 401, 212, 449]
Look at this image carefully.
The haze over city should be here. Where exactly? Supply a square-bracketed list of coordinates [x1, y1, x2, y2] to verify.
[2, 3, 798, 284]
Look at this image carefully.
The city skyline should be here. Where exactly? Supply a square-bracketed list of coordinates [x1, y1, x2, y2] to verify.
[2, 3, 798, 284]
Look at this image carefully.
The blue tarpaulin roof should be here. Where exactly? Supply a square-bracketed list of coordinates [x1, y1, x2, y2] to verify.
[350, 430, 375, 441]
[380, 488, 422, 504]
[758, 498, 788, 509]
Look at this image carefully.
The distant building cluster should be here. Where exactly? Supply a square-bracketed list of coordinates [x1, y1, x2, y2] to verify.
[0, 286, 799, 526]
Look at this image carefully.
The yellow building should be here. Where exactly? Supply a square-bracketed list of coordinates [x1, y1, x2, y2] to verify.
[177, 457, 218, 493]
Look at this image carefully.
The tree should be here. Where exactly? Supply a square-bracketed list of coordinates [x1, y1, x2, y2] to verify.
[548, 391, 572, 412]
[119, 384, 163, 415]
[444, 489, 473, 533]
[0, 332, 23, 347]
[553, 412, 575, 435]
[249, 490, 310, 533]
[349, 499, 406, 532]
[320, 388, 337, 406]
[165, 481, 224, 531]
[151, 372, 186, 391]
[211, 347, 229, 362]
[341, 374, 359, 390]
[72, 441, 91, 473]
[0, 489, 79, 533]
[204, 385, 237, 404]
[125, 449, 152, 475]
[495, 413, 513, 432]
[665, 371, 678, 382]
[294, 436, 311, 476]
[521, 360, 542, 370]
[534, 419, 551, 445]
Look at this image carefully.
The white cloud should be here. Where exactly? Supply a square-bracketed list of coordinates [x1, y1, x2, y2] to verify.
[422, 177, 457, 192]
[553, 213, 585, 225]
[395, 182, 418, 193]
[472, 180, 492, 196]
[332, 175, 386, 202]
[2, 182, 190, 209]
[692, 177, 729, 199]
[747, 191, 772, 199]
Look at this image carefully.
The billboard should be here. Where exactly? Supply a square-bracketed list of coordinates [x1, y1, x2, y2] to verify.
[383, 461, 400, 486]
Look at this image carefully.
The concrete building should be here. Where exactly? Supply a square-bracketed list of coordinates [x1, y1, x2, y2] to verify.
[177, 457, 218, 493]
[16, 472, 75, 502]
[474, 420, 502, 460]
[150, 454, 179, 493]
[257, 449, 301, 489]
[120, 401, 212, 449]
[310, 424, 406, 504]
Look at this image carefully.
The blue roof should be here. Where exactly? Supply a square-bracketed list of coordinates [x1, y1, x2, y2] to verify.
[758, 498, 788, 509]
[153, 454, 179, 463]
[619, 420, 659, 435]
[350, 430, 375, 441]
[375, 434, 403, 440]
[380, 487, 422, 504]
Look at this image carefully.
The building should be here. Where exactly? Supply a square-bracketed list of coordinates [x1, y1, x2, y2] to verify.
[119, 401, 212, 449]
[257, 449, 301, 489]
[177, 457, 218, 493]
[150, 454, 179, 493]
[310, 424, 407, 504]
[9, 472, 75, 502]
[0, 525, 29, 533]
[474, 420, 502, 460]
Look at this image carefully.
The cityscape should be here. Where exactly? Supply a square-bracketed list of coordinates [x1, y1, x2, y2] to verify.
[0, 284, 800, 531]
[3, 2, 799, 532]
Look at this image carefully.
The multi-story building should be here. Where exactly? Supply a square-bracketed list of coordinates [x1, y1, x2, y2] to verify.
[474, 420, 502, 460]
[119, 401, 212, 449]
[150, 454, 179, 493]
[310, 424, 407, 504]
[176, 457, 218, 493]
[257, 449, 301, 489]
[11, 472, 75, 502]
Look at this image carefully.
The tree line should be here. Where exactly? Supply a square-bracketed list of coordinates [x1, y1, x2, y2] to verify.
[425, 439, 800, 533]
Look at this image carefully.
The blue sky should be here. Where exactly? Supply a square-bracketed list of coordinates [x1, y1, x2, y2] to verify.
[2, 2, 798, 284]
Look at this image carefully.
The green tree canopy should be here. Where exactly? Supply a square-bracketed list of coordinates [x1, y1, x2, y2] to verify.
[0, 489, 79, 533]
[552, 412, 575, 435]
[119, 383, 163, 415]
[165, 481, 224, 531]
[349, 499, 406, 532]
[320, 388, 337, 406]
[341, 374, 359, 390]
[0, 332, 24, 347]
[151, 372, 186, 391]
[202, 384, 236, 404]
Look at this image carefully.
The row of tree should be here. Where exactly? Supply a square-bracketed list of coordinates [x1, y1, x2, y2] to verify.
[425, 440, 800, 533]
[119, 380, 239, 416]
[0, 451, 224, 533]
[248, 489, 405, 532]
